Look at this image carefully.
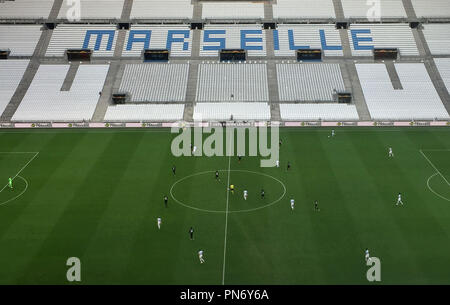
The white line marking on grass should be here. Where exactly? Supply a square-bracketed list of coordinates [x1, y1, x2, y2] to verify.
[0, 176, 28, 207]
[169, 170, 286, 213]
[419, 150, 450, 186]
[426, 173, 450, 202]
[222, 134, 232, 285]
[0, 152, 39, 193]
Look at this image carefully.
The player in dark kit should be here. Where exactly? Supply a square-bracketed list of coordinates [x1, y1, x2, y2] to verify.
[189, 227, 194, 240]
[287, 161, 291, 171]
[172, 165, 176, 175]
[164, 195, 168, 208]
[238, 155, 242, 163]
[215, 170, 220, 181]
[261, 189, 265, 199]
[279, 139, 283, 147]
[314, 200, 320, 211]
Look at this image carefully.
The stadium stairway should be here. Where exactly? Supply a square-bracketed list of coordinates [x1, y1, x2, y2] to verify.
[402, 0, 418, 19]
[121, 0, 134, 22]
[344, 62, 371, 120]
[385, 62, 403, 90]
[424, 59, 450, 116]
[263, 1, 274, 20]
[192, 0, 203, 22]
[48, 0, 63, 21]
[339, 28, 353, 59]
[184, 63, 198, 121]
[92, 62, 121, 122]
[60, 63, 80, 91]
[0, 24, 54, 121]
[332, 0, 345, 20]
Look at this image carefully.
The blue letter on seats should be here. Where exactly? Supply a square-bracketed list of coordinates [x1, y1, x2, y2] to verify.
[203, 30, 226, 51]
[240, 30, 263, 50]
[320, 30, 342, 50]
[83, 30, 115, 51]
[351, 29, 374, 50]
[288, 30, 310, 50]
[166, 30, 190, 51]
[127, 30, 151, 51]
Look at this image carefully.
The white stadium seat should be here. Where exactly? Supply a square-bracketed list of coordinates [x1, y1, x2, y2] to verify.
[105, 104, 185, 122]
[196, 64, 269, 102]
[194, 103, 271, 121]
[0, 60, 30, 116]
[356, 63, 449, 120]
[349, 24, 419, 56]
[46, 25, 118, 57]
[422, 24, 450, 55]
[202, 2, 265, 19]
[0, 25, 42, 56]
[119, 64, 189, 102]
[435, 58, 450, 94]
[411, 0, 450, 18]
[341, 0, 407, 19]
[122, 25, 192, 57]
[0, 0, 53, 19]
[274, 24, 343, 57]
[280, 104, 359, 121]
[200, 25, 266, 57]
[131, 0, 193, 19]
[274, 0, 336, 19]
[58, 0, 125, 20]
[12, 65, 109, 122]
[277, 64, 346, 102]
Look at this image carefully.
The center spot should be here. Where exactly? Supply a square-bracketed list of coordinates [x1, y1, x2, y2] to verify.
[170, 170, 286, 213]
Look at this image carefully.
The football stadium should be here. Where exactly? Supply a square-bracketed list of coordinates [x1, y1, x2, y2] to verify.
[0, 0, 449, 291]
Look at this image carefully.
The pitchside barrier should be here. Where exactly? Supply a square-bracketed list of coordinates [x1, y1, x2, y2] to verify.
[2, 121, 449, 129]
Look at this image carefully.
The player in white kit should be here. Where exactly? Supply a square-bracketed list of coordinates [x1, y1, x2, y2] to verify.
[365, 248, 371, 263]
[243, 190, 248, 200]
[396, 193, 404, 206]
[276, 160, 280, 168]
[157, 217, 162, 229]
[290, 199, 295, 210]
[192, 145, 197, 154]
[198, 250, 205, 263]
[389, 147, 394, 157]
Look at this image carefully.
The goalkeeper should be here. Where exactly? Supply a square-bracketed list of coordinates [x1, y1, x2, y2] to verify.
[8, 177, 13, 190]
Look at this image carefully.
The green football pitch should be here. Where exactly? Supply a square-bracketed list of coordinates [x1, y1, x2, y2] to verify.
[0, 127, 449, 285]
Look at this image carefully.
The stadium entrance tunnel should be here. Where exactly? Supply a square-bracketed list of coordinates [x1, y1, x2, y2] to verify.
[170, 170, 286, 213]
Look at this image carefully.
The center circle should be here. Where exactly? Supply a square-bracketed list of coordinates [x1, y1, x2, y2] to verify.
[170, 170, 286, 213]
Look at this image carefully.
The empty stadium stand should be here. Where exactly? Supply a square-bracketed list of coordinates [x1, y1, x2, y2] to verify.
[277, 64, 346, 102]
[0, 0, 53, 19]
[341, 0, 407, 19]
[274, 24, 343, 57]
[57, 0, 125, 20]
[104, 104, 185, 121]
[0, 25, 42, 56]
[194, 103, 271, 121]
[422, 24, 450, 55]
[196, 64, 269, 102]
[435, 58, 450, 93]
[0, 60, 29, 116]
[280, 104, 359, 121]
[122, 25, 192, 57]
[46, 25, 118, 57]
[118, 64, 189, 102]
[12, 65, 109, 121]
[131, 0, 193, 20]
[273, 0, 336, 19]
[202, 2, 265, 20]
[357, 63, 449, 120]
[411, 0, 450, 18]
[200, 25, 266, 57]
[348, 24, 419, 57]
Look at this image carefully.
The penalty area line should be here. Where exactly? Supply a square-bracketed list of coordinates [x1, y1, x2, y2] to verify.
[0, 152, 39, 193]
